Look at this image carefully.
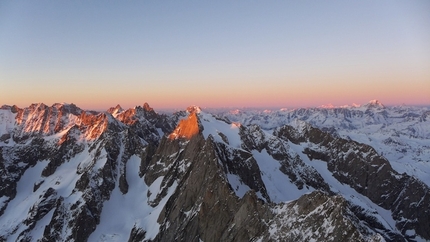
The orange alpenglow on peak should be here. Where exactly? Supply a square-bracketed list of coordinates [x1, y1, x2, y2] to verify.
[168, 112, 201, 140]
[186, 105, 201, 114]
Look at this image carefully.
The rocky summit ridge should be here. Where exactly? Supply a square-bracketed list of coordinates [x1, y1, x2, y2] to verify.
[168, 110, 201, 140]
[0, 102, 429, 241]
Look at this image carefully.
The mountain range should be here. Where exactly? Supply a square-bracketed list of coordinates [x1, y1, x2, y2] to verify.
[0, 101, 429, 241]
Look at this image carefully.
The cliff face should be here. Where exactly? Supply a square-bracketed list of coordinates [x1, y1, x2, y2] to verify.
[148, 134, 271, 242]
[168, 112, 201, 140]
[0, 103, 428, 241]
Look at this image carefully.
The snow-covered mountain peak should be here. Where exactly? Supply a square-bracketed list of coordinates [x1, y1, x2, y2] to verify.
[186, 105, 202, 114]
[107, 104, 124, 117]
[52, 102, 72, 108]
[142, 102, 154, 112]
[26, 103, 48, 115]
[0, 104, 20, 113]
[363, 99, 385, 109]
[229, 109, 242, 115]
[318, 101, 384, 110]
[319, 103, 335, 109]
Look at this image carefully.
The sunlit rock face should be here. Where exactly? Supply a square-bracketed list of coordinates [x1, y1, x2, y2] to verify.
[11, 103, 82, 139]
[168, 112, 201, 140]
[168, 106, 204, 140]
[0, 102, 429, 241]
[78, 111, 110, 140]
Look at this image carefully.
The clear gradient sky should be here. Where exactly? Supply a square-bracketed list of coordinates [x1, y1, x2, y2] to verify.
[1, 1, 429, 110]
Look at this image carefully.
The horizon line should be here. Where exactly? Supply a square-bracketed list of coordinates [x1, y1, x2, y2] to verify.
[2, 100, 430, 113]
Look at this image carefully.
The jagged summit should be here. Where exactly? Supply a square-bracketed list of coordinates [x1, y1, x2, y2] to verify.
[52, 102, 73, 107]
[28, 102, 49, 111]
[107, 104, 124, 116]
[0, 104, 20, 113]
[168, 111, 201, 140]
[142, 102, 154, 112]
[166, 105, 203, 140]
[186, 105, 202, 114]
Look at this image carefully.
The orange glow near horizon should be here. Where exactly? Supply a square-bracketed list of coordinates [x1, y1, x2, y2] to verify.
[4, 86, 429, 111]
[2, 69, 429, 110]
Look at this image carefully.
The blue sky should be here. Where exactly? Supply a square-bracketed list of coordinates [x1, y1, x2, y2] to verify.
[1, 1, 429, 109]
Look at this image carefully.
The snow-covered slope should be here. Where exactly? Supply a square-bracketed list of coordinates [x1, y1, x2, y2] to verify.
[217, 100, 430, 187]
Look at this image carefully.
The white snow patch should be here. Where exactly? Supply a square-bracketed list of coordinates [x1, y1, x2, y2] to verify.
[226, 174, 251, 198]
[89, 155, 178, 241]
[0, 109, 16, 137]
[252, 149, 313, 202]
[200, 113, 242, 148]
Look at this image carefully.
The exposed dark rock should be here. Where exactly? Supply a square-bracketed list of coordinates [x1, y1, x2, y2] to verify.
[140, 143, 157, 177]
[0, 134, 10, 142]
[152, 135, 272, 242]
[214, 141, 271, 202]
[42, 128, 84, 177]
[128, 226, 146, 242]
[261, 191, 383, 242]
[303, 147, 329, 161]
[217, 131, 229, 144]
[119, 174, 129, 194]
[239, 124, 266, 152]
[278, 154, 330, 192]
